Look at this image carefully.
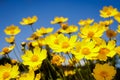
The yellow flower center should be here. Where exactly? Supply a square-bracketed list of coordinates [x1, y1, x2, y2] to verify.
[54, 39, 59, 44]
[31, 55, 39, 62]
[100, 71, 108, 78]
[62, 42, 70, 48]
[2, 47, 9, 53]
[88, 32, 94, 38]
[82, 48, 90, 55]
[99, 48, 110, 54]
[3, 72, 10, 79]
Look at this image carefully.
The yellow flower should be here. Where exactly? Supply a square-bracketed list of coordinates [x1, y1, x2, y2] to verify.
[5, 36, 15, 44]
[64, 70, 76, 76]
[115, 46, 120, 55]
[97, 40, 116, 61]
[71, 40, 99, 60]
[46, 34, 77, 53]
[106, 29, 117, 38]
[17, 70, 41, 80]
[27, 33, 41, 41]
[21, 47, 47, 69]
[4, 25, 21, 36]
[78, 18, 94, 26]
[78, 23, 106, 41]
[0, 63, 19, 80]
[0, 45, 15, 55]
[114, 12, 120, 23]
[51, 54, 65, 66]
[59, 25, 78, 34]
[100, 6, 118, 18]
[93, 63, 116, 80]
[31, 38, 46, 47]
[99, 19, 113, 27]
[35, 27, 53, 35]
[20, 16, 38, 25]
[116, 25, 120, 33]
[51, 16, 68, 24]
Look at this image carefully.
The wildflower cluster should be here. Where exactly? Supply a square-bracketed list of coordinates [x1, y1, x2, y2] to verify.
[0, 5, 120, 80]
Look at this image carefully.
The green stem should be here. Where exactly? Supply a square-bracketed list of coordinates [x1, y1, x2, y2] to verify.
[68, 54, 84, 80]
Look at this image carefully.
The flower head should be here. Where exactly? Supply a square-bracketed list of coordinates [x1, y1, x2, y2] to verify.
[0, 45, 15, 55]
[100, 6, 118, 18]
[21, 47, 47, 69]
[0, 63, 19, 80]
[93, 63, 116, 80]
[106, 29, 117, 38]
[51, 16, 68, 24]
[78, 18, 94, 26]
[5, 36, 15, 44]
[78, 23, 106, 41]
[97, 40, 116, 61]
[4, 25, 21, 36]
[71, 40, 99, 60]
[46, 34, 77, 53]
[35, 27, 53, 35]
[59, 25, 78, 34]
[20, 16, 38, 25]
[51, 54, 65, 66]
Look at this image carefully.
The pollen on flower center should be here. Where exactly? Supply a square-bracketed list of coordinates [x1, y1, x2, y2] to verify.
[62, 42, 70, 48]
[100, 71, 108, 78]
[31, 55, 39, 62]
[3, 72, 10, 79]
[88, 32, 94, 38]
[99, 48, 110, 54]
[82, 48, 90, 55]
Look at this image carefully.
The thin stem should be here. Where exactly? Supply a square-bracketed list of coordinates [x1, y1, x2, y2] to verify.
[30, 25, 34, 32]
[13, 49, 21, 62]
[67, 54, 84, 80]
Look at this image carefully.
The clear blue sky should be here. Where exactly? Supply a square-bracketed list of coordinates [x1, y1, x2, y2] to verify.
[0, 0, 120, 59]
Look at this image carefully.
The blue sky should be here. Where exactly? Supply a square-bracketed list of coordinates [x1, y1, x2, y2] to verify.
[0, 0, 120, 59]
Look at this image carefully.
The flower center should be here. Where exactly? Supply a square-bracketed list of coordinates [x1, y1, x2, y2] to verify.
[3, 72, 10, 79]
[82, 48, 90, 55]
[62, 42, 70, 48]
[100, 71, 108, 78]
[88, 32, 94, 38]
[31, 55, 39, 62]
[99, 48, 110, 54]
[54, 39, 59, 44]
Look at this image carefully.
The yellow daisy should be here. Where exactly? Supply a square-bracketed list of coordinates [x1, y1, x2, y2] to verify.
[4, 25, 21, 36]
[93, 63, 116, 80]
[21, 47, 47, 69]
[51, 54, 65, 66]
[51, 16, 68, 24]
[71, 40, 99, 60]
[100, 6, 118, 18]
[35, 27, 53, 35]
[96, 40, 116, 61]
[59, 25, 78, 34]
[0, 63, 19, 80]
[0, 44, 15, 55]
[5, 36, 15, 44]
[78, 23, 106, 41]
[20, 16, 38, 25]
[78, 18, 94, 26]
[46, 34, 77, 53]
